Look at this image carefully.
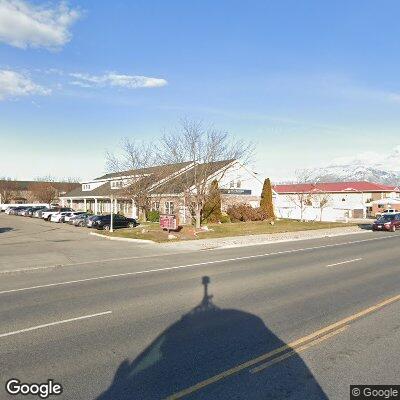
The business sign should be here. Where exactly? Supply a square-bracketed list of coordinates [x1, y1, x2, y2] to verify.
[160, 214, 177, 231]
[220, 189, 252, 195]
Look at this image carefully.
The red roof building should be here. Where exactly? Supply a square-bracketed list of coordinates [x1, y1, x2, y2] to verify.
[273, 181, 399, 194]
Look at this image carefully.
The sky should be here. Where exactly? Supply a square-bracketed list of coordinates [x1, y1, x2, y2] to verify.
[1, 0, 400, 182]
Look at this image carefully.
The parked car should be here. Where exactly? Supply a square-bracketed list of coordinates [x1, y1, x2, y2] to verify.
[5, 206, 18, 214]
[26, 206, 47, 217]
[64, 211, 87, 223]
[17, 207, 31, 215]
[70, 213, 92, 226]
[372, 213, 400, 232]
[375, 208, 400, 217]
[85, 215, 102, 228]
[91, 214, 138, 230]
[9, 206, 27, 215]
[50, 211, 74, 223]
[42, 208, 73, 221]
[21, 207, 37, 216]
[33, 208, 51, 218]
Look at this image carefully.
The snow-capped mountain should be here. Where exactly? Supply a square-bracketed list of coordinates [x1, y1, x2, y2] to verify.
[308, 146, 400, 186]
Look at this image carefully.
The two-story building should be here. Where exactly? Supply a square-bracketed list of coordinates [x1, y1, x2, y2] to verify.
[60, 159, 266, 223]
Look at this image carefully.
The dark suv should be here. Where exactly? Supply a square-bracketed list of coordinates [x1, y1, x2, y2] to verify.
[372, 213, 400, 232]
[91, 215, 138, 230]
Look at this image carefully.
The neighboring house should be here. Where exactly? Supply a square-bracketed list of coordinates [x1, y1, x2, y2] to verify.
[367, 198, 400, 216]
[60, 159, 268, 223]
[0, 180, 79, 206]
[273, 181, 400, 221]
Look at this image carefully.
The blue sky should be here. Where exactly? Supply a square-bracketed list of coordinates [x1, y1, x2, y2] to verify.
[1, 0, 400, 181]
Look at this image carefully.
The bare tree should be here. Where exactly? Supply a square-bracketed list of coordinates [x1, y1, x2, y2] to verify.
[0, 177, 18, 204]
[286, 169, 314, 222]
[106, 138, 164, 219]
[312, 191, 331, 221]
[157, 118, 254, 228]
[28, 176, 58, 205]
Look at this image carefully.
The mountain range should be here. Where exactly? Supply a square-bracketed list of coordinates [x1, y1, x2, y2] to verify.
[308, 146, 400, 186]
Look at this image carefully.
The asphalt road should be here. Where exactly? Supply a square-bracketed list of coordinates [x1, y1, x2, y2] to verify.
[1, 215, 400, 399]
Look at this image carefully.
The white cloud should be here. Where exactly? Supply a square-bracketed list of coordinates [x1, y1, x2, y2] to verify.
[0, 69, 50, 100]
[0, 0, 80, 50]
[70, 72, 168, 89]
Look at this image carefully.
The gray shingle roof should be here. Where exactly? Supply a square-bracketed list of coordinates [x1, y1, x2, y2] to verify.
[95, 161, 193, 180]
[63, 159, 235, 198]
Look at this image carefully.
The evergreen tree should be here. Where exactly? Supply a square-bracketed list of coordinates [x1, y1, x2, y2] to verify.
[260, 178, 275, 220]
[202, 180, 222, 223]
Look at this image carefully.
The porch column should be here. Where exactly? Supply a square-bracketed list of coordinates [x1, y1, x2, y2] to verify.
[84, 198, 87, 212]
[69, 198, 73, 209]
[131, 199, 137, 219]
[114, 198, 118, 214]
[94, 198, 98, 215]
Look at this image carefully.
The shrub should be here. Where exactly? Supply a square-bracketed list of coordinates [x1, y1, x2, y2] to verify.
[220, 214, 231, 223]
[147, 210, 160, 222]
[202, 180, 222, 223]
[260, 178, 275, 220]
[227, 204, 265, 222]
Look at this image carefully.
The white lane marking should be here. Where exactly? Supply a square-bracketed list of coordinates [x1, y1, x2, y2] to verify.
[326, 258, 362, 267]
[0, 234, 398, 296]
[0, 231, 392, 275]
[0, 311, 112, 339]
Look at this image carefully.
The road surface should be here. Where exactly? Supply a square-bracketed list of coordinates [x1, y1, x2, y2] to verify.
[1, 222, 400, 399]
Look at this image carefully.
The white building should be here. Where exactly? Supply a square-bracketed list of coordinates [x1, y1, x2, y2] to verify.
[60, 159, 266, 223]
[273, 181, 400, 221]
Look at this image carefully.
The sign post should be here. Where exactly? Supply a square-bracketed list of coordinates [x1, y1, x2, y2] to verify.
[159, 214, 177, 232]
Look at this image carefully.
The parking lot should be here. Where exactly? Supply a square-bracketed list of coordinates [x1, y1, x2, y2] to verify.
[0, 213, 176, 273]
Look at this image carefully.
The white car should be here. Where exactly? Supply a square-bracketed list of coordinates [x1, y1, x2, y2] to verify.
[42, 208, 73, 221]
[50, 211, 73, 223]
[64, 211, 86, 222]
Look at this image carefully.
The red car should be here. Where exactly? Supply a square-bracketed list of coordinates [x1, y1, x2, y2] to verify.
[372, 213, 400, 232]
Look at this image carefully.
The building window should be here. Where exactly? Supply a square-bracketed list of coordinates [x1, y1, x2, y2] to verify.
[83, 184, 90, 190]
[111, 181, 123, 189]
[165, 201, 174, 214]
[229, 181, 234, 188]
[236, 180, 241, 188]
[152, 202, 160, 211]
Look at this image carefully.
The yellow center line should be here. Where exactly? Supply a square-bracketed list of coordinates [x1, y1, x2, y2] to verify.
[164, 293, 400, 400]
[250, 326, 347, 373]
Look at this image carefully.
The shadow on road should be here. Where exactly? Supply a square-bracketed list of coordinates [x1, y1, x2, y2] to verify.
[97, 277, 327, 400]
[358, 223, 373, 230]
[0, 227, 12, 234]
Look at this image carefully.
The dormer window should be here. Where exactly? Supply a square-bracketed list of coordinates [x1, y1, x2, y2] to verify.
[82, 184, 91, 190]
[111, 180, 123, 189]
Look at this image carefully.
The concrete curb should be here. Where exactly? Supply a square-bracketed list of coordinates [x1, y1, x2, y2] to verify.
[90, 226, 370, 250]
[89, 232, 154, 244]
[215, 229, 369, 249]
[158, 226, 370, 251]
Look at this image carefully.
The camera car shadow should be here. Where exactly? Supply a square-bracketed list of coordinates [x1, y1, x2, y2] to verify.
[97, 277, 327, 400]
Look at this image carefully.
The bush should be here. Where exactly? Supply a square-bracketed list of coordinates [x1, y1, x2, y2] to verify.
[147, 210, 160, 222]
[220, 214, 231, 223]
[227, 204, 266, 222]
[202, 180, 222, 223]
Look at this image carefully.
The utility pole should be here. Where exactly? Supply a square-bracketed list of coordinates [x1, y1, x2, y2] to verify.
[110, 195, 114, 232]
